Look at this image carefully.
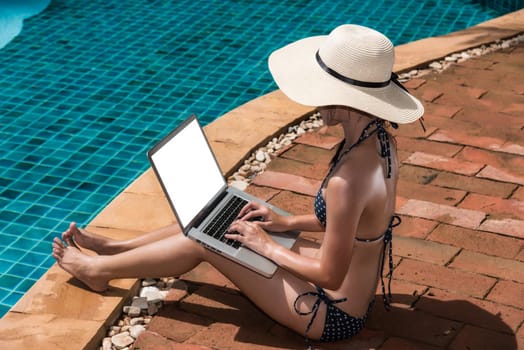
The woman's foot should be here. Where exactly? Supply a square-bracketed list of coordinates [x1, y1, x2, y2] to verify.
[62, 222, 120, 255]
[52, 237, 109, 292]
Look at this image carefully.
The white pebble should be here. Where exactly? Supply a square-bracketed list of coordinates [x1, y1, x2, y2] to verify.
[111, 332, 134, 349]
[126, 306, 141, 317]
[129, 325, 146, 339]
[429, 61, 442, 70]
[255, 150, 266, 162]
[102, 337, 112, 350]
[141, 278, 157, 287]
[140, 286, 164, 303]
[230, 180, 248, 191]
[130, 317, 144, 326]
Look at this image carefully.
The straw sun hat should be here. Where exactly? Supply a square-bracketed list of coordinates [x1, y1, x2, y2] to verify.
[268, 24, 424, 124]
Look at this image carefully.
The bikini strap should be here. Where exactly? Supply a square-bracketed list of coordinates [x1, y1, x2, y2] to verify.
[376, 121, 393, 178]
[325, 119, 394, 181]
[294, 286, 347, 350]
[379, 215, 401, 311]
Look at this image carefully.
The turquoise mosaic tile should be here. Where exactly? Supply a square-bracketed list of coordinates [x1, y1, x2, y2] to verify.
[0, 0, 516, 317]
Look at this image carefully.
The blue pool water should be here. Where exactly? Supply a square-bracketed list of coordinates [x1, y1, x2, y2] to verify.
[0, 0, 520, 317]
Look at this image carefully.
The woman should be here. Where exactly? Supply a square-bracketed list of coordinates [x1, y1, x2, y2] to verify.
[52, 24, 424, 347]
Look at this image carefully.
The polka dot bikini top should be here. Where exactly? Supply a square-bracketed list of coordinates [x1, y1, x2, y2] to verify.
[313, 119, 400, 310]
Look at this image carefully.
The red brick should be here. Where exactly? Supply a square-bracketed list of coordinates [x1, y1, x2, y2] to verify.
[392, 120, 435, 138]
[379, 337, 441, 350]
[428, 224, 523, 259]
[326, 328, 384, 350]
[376, 279, 428, 303]
[131, 331, 177, 350]
[294, 131, 342, 150]
[367, 301, 461, 347]
[434, 85, 487, 106]
[394, 236, 460, 265]
[266, 157, 329, 181]
[397, 180, 466, 205]
[417, 288, 523, 333]
[458, 147, 524, 173]
[271, 142, 293, 157]
[175, 345, 215, 350]
[432, 172, 517, 198]
[164, 279, 189, 304]
[180, 284, 274, 330]
[423, 113, 476, 133]
[502, 102, 524, 116]
[486, 280, 524, 310]
[478, 218, 524, 239]
[403, 78, 426, 90]
[449, 325, 518, 350]
[458, 58, 495, 70]
[429, 130, 510, 153]
[251, 170, 321, 197]
[419, 87, 443, 102]
[449, 250, 524, 283]
[497, 142, 524, 156]
[395, 195, 409, 212]
[423, 103, 462, 118]
[394, 259, 496, 298]
[403, 152, 484, 176]
[477, 165, 524, 186]
[453, 106, 523, 133]
[395, 216, 438, 239]
[187, 322, 300, 350]
[318, 123, 344, 138]
[147, 307, 210, 343]
[396, 136, 462, 157]
[399, 165, 440, 185]
[182, 262, 236, 289]
[511, 186, 524, 201]
[459, 193, 524, 220]
[268, 190, 315, 216]
[478, 90, 524, 113]
[397, 149, 412, 162]
[281, 143, 335, 165]
[244, 185, 280, 202]
[516, 249, 524, 262]
[397, 199, 485, 229]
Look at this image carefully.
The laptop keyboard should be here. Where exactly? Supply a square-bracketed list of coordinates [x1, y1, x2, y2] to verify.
[202, 196, 248, 249]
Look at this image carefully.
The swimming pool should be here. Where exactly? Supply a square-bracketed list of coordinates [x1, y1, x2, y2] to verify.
[0, 0, 519, 317]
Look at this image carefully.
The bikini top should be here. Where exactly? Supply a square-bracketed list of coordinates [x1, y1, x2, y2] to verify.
[313, 119, 400, 310]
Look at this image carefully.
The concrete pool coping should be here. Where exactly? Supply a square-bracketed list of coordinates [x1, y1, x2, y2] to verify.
[0, 9, 523, 350]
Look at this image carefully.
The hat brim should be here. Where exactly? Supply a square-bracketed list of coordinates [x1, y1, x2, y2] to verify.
[268, 36, 424, 124]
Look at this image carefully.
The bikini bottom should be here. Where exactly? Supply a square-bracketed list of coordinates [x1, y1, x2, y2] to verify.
[294, 286, 373, 348]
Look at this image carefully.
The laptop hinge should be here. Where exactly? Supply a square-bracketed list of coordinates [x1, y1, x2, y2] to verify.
[190, 189, 228, 229]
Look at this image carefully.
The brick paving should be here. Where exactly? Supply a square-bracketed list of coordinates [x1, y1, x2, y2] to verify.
[130, 44, 524, 349]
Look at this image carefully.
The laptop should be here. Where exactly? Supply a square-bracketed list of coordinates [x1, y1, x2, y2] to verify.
[147, 115, 300, 277]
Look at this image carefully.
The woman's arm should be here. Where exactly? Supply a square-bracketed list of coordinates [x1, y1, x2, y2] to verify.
[238, 202, 324, 232]
[271, 213, 324, 232]
[229, 176, 363, 289]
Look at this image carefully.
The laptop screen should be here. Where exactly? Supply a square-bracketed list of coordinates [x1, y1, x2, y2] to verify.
[149, 116, 226, 229]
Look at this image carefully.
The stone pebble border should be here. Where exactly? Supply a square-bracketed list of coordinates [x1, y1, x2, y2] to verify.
[98, 32, 524, 350]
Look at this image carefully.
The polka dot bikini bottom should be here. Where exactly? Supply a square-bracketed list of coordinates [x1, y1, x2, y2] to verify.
[294, 286, 373, 349]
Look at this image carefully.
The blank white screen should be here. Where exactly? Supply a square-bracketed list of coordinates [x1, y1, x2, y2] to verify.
[151, 118, 225, 228]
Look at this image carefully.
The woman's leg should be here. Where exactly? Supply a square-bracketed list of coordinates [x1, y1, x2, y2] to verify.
[52, 234, 327, 339]
[62, 222, 182, 255]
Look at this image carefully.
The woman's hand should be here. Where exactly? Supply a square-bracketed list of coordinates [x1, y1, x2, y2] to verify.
[236, 201, 290, 232]
[225, 220, 276, 257]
